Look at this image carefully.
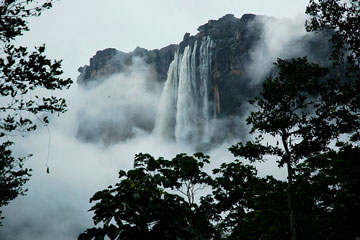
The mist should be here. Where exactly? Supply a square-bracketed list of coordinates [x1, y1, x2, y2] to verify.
[0, 13, 321, 240]
[246, 14, 328, 84]
[0, 56, 235, 239]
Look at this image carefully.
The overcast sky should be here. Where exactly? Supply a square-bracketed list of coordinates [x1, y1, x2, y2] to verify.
[2, 1, 311, 239]
[18, 0, 310, 79]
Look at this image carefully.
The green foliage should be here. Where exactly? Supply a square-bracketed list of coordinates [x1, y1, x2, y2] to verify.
[80, 148, 360, 239]
[230, 57, 332, 167]
[292, 145, 360, 239]
[211, 161, 288, 240]
[306, 0, 360, 67]
[80, 1, 360, 239]
[229, 56, 360, 240]
[79, 36, 360, 240]
[0, 0, 54, 43]
[134, 152, 211, 202]
[79, 153, 217, 240]
[0, 0, 72, 224]
[0, 44, 72, 135]
[306, 0, 360, 144]
[0, 141, 31, 226]
[79, 152, 293, 240]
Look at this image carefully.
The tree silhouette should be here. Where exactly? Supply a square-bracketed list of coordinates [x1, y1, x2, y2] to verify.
[0, 0, 72, 224]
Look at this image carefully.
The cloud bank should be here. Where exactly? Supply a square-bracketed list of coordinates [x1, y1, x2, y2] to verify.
[0, 14, 324, 239]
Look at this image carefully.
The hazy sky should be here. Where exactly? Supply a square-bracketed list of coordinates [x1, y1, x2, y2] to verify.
[2, 1, 311, 239]
[18, 0, 310, 79]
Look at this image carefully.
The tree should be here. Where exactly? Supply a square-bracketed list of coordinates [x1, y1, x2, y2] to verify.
[225, 2, 360, 237]
[79, 153, 217, 240]
[0, 0, 72, 223]
[210, 160, 288, 240]
[229, 57, 334, 240]
[80, 151, 297, 240]
[80, 2, 360, 239]
[80, 151, 293, 240]
[305, 9, 360, 237]
[293, 145, 360, 239]
[0, 141, 31, 225]
[306, 0, 360, 143]
[306, 0, 360, 67]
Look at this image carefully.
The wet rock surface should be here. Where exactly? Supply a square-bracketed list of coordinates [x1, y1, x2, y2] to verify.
[76, 14, 331, 144]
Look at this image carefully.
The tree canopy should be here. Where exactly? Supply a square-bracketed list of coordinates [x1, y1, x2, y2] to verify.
[0, 0, 72, 224]
[306, 0, 360, 67]
[306, 0, 360, 143]
[78, 0, 359, 239]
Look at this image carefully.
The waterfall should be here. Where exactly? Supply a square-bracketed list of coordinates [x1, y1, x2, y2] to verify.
[199, 37, 214, 142]
[154, 37, 215, 144]
[153, 52, 179, 139]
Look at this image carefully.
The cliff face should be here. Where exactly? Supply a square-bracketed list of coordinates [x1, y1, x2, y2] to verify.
[77, 44, 177, 86]
[76, 14, 331, 145]
[176, 14, 330, 118]
[185, 14, 263, 117]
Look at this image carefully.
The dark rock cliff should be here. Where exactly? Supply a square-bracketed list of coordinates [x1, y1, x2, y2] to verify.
[177, 14, 330, 118]
[77, 44, 177, 86]
[76, 13, 331, 144]
[193, 14, 263, 117]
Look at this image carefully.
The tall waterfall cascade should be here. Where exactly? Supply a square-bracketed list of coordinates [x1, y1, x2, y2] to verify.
[154, 37, 215, 144]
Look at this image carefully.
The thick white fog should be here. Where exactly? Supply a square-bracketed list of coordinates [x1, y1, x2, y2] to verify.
[0, 60, 206, 239]
[0, 1, 312, 239]
[0, 51, 289, 239]
[246, 15, 310, 84]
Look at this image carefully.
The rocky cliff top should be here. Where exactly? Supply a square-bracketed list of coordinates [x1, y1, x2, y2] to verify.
[77, 44, 177, 86]
[77, 14, 264, 86]
[76, 13, 331, 144]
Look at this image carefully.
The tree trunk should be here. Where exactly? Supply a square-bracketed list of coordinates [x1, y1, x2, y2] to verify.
[282, 135, 297, 240]
[286, 161, 296, 240]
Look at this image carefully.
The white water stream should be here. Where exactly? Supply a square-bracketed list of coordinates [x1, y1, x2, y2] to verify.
[154, 37, 215, 144]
